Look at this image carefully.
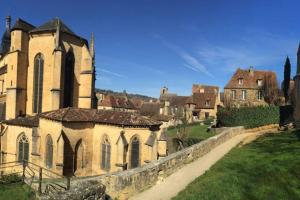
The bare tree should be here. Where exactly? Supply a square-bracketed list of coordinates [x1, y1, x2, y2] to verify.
[263, 73, 279, 105]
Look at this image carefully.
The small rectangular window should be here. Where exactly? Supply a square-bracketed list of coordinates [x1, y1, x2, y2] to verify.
[242, 90, 247, 100]
[231, 90, 236, 99]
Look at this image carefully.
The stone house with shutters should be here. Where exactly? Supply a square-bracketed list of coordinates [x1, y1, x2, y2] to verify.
[224, 67, 277, 107]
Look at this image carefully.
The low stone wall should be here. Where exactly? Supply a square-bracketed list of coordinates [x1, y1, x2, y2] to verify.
[101, 126, 245, 200]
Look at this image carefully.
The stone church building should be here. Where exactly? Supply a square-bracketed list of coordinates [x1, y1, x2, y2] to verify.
[0, 16, 96, 120]
[0, 17, 166, 177]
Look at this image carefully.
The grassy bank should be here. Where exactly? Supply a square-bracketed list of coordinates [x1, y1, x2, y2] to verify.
[173, 130, 300, 200]
[0, 183, 35, 200]
[167, 123, 215, 141]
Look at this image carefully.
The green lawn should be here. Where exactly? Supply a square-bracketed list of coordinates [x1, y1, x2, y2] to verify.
[0, 183, 36, 200]
[167, 123, 215, 141]
[173, 130, 300, 200]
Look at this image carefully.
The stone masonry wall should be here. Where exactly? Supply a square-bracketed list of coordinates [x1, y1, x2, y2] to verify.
[100, 126, 245, 200]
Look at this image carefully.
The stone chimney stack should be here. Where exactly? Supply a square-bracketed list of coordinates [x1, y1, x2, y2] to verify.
[5, 16, 11, 31]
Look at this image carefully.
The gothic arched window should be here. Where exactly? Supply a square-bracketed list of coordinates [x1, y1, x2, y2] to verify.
[130, 136, 140, 169]
[17, 133, 29, 162]
[33, 53, 44, 113]
[74, 140, 85, 172]
[45, 135, 53, 168]
[101, 135, 111, 170]
[63, 51, 75, 108]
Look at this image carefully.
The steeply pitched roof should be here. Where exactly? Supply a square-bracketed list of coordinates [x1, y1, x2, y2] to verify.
[168, 96, 190, 107]
[192, 93, 217, 109]
[98, 95, 137, 110]
[11, 18, 35, 32]
[192, 84, 219, 94]
[225, 68, 277, 89]
[0, 65, 7, 75]
[30, 18, 75, 36]
[0, 29, 10, 55]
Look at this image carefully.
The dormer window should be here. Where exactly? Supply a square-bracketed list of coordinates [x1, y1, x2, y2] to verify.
[205, 100, 210, 106]
[238, 78, 243, 85]
[257, 79, 263, 86]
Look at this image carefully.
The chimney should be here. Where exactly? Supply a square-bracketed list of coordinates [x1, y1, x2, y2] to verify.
[5, 16, 11, 31]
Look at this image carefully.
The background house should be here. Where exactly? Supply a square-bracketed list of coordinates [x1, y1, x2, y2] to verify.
[224, 67, 278, 107]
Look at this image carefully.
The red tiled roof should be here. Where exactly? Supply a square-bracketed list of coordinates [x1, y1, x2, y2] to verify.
[225, 68, 277, 89]
[192, 84, 219, 94]
[98, 95, 136, 110]
[3, 108, 162, 128]
[192, 93, 217, 109]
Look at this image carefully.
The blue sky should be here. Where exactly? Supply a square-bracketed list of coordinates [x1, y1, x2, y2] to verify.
[1, 0, 300, 97]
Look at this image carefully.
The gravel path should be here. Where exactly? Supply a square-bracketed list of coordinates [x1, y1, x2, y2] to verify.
[130, 131, 263, 200]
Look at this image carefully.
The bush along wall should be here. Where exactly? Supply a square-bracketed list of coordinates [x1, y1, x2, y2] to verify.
[217, 106, 279, 129]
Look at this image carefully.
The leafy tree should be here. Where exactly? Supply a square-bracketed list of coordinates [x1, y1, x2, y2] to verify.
[283, 56, 291, 103]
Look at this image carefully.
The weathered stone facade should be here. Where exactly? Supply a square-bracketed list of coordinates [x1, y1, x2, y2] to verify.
[0, 108, 166, 177]
[0, 17, 96, 120]
[224, 67, 276, 107]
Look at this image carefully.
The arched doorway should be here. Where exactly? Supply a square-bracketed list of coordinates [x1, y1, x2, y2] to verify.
[62, 51, 75, 108]
[130, 136, 140, 169]
[62, 133, 74, 177]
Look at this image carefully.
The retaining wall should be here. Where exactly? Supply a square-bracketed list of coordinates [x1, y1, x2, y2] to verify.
[101, 126, 245, 199]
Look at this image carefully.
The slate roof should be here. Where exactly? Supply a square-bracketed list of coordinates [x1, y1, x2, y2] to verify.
[0, 65, 7, 75]
[98, 95, 137, 110]
[30, 18, 75, 36]
[0, 29, 10, 55]
[3, 107, 162, 128]
[225, 68, 277, 89]
[11, 18, 35, 32]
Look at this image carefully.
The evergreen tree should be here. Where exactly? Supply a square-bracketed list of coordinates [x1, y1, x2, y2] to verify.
[283, 56, 291, 103]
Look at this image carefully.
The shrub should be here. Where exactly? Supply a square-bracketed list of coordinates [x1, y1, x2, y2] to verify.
[217, 106, 279, 129]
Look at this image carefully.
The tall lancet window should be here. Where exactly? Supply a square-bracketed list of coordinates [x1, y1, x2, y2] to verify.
[63, 51, 75, 108]
[130, 136, 140, 169]
[33, 53, 44, 113]
[17, 133, 29, 162]
[101, 135, 111, 170]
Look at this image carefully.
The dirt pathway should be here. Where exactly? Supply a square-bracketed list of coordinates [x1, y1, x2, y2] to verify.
[130, 130, 275, 200]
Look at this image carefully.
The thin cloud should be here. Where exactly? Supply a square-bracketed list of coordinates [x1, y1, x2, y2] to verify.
[98, 69, 127, 78]
[153, 33, 214, 78]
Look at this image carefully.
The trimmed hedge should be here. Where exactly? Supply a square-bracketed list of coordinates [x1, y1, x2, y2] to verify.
[217, 106, 279, 129]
